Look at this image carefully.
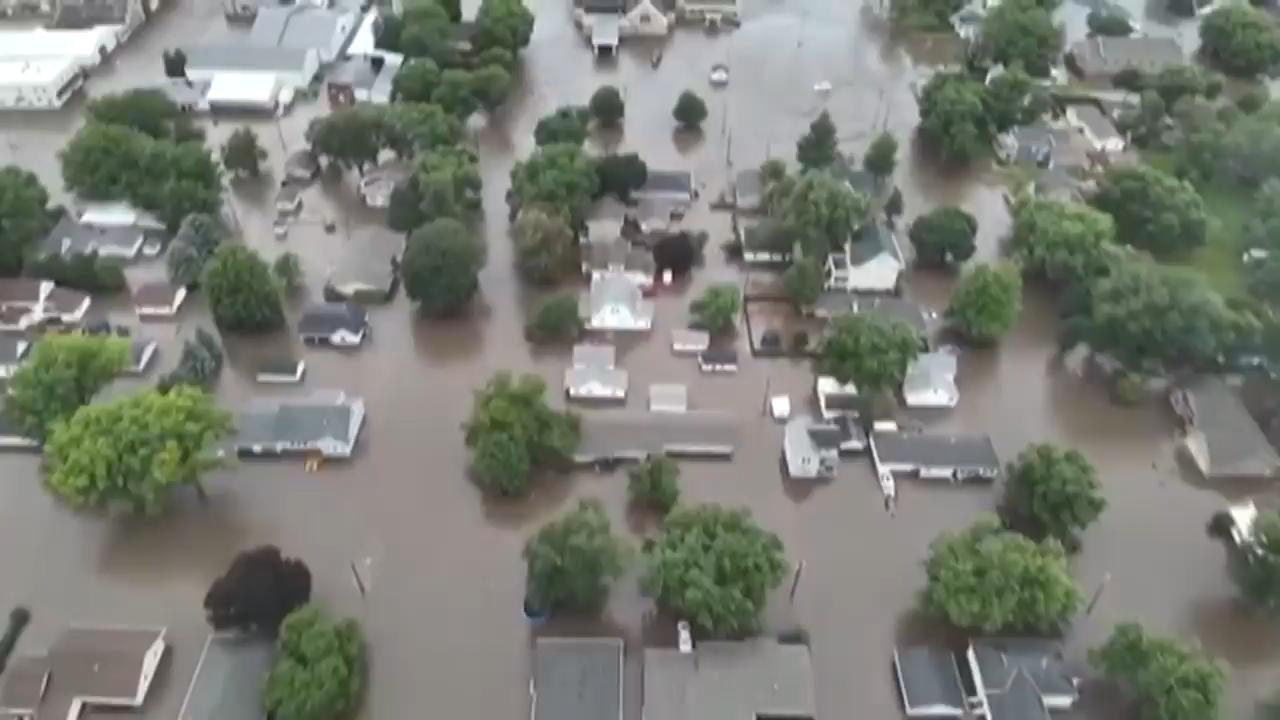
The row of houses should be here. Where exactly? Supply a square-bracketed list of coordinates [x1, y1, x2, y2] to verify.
[572, 0, 741, 56]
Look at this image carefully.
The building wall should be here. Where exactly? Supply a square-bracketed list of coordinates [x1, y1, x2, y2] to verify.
[0, 64, 83, 109]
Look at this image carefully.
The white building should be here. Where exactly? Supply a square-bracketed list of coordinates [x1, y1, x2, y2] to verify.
[903, 350, 959, 409]
[580, 272, 654, 332]
[0, 57, 84, 110]
[184, 44, 320, 92]
[250, 3, 359, 63]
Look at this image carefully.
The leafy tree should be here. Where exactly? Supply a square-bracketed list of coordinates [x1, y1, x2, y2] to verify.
[643, 505, 786, 636]
[1238, 84, 1269, 114]
[402, 218, 485, 316]
[1001, 443, 1105, 550]
[922, 518, 1081, 632]
[775, 170, 868, 258]
[221, 127, 266, 179]
[158, 328, 224, 392]
[946, 262, 1023, 344]
[628, 456, 680, 514]
[1200, 4, 1280, 78]
[1115, 90, 1167, 148]
[983, 65, 1036, 133]
[689, 284, 741, 335]
[509, 143, 600, 225]
[1151, 65, 1207, 107]
[673, 90, 709, 129]
[525, 294, 582, 344]
[384, 102, 463, 157]
[0, 165, 51, 276]
[43, 387, 232, 514]
[514, 206, 575, 284]
[918, 72, 991, 164]
[6, 335, 129, 441]
[204, 246, 284, 333]
[1086, 8, 1132, 35]
[1092, 165, 1206, 257]
[433, 68, 479, 118]
[399, 0, 456, 63]
[473, 0, 534, 53]
[86, 89, 201, 142]
[392, 58, 442, 103]
[414, 145, 482, 220]
[61, 123, 150, 200]
[653, 231, 701, 276]
[264, 606, 365, 720]
[1090, 623, 1224, 720]
[863, 132, 898, 180]
[306, 107, 384, 172]
[204, 546, 311, 634]
[470, 64, 513, 111]
[524, 499, 629, 613]
[816, 313, 920, 393]
[595, 153, 648, 200]
[535, 106, 590, 147]
[588, 85, 625, 128]
[782, 258, 823, 308]
[1008, 199, 1115, 290]
[387, 181, 427, 232]
[1217, 104, 1280, 185]
[167, 213, 224, 287]
[1112, 67, 1147, 92]
[909, 206, 977, 268]
[891, 0, 966, 29]
[978, 0, 1061, 77]
[24, 253, 126, 294]
[463, 373, 579, 496]
[272, 252, 303, 294]
[796, 111, 839, 171]
[476, 46, 516, 72]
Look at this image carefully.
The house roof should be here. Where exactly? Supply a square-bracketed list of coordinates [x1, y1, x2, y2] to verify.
[592, 14, 620, 44]
[45, 286, 89, 316]
[972, 638, 1078, 704]
[132, 281, 181, 308]
[670, 328, 709, 349]
[847, 222, 902, 265]
[177, 633, 275, 720]
[1178, 376, 1279, 480]
[251, 4, 355, 51]
[580, 0, 625, 11]
[986, 670, 1050, 720]
[742, 219, 791, 253]
[52, 0, 130, 29]
[0, 278, 46, 306]
[298, 302, 368, 337]
[699, 348, 738, 365]
[0, 657, 49, 713]
[894, 646, 966, 715]
[1068, 36, 1184, 76]
[0, 336, 28, 364]
[236, 390, 363, 448]
[643, 641, 816, 720]
[872, 431, 999, 471]
[1068, 103, 1121, 142]
[648, 383, 687, 412]
[78, 201, 164, 230]
[904, 350, 958, 397]
[584, 238, 655, 276]
[575, 410, 738, 461]
[327, 55, 379, 90]
[734, 168, 762, 208]
[532, 637, 623, 720]
[814, 294, 930, 335]
[565, 366, 629, 396]
[573, 343, 616, 369]
[283, 150, 320, 180]
[784, 415, 841, 473]
[256, 357, 304, 376]
[184, 43, 313, 74]
[640, 169, 694, 196]
[582, 273, 654, 326]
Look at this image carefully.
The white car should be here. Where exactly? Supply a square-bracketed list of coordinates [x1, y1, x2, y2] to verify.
[709, 63, 729, 86]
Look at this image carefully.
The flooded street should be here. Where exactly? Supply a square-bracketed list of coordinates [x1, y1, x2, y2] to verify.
[0, 0, 1275, 717]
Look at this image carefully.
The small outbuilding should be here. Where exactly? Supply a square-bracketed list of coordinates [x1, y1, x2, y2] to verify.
[783, 415, 841, 480]
[648, 383, 688, 413]
[132, 281, 188, 318]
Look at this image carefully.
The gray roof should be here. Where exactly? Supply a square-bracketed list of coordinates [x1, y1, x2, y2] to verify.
[742, 219, 791, 253]
[972, 638, 1077, 705]
[565, 366, 629, 396]
[1179, 376, 1279, 480]
[185, 43, 313, 74]
[236, 390, 362, 449]
[250, 4, 353, 51]
[327, 56, 379, 90]
[734, 169, 762, 209]
[52, 0, 129, 28]
[893, 646, 966, 715]
[177, 634, 275, 720]
[0, 657, 49, 713]
[592, 14, 620, 43]
[784, 415, 841, 479]
[986, 671, 1050, 720]
[641, 170, 694, 196]
[1068, 36, 1184, 77]
[583, 238, 656, 276]
[298, 302, 368, 337]
[1069, 103, 1121, 142]
[575, 410, 737, 462]
[648, 383, 687, 412]
[872, 431, 999, 472]
[573, 343, 616, 368]
[153, 79, 212, 108]
[904, 350, 957, 396]
[581, 0, 625, 10]
[813, 294, 930, 335]
[643, 641, 815, 720]
[847, 222, 902, 265]
[533, 638, 622, 720]
[40, 214, 142, 258]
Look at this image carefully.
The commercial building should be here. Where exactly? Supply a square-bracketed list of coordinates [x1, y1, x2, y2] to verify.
[184, 44, 320, 93]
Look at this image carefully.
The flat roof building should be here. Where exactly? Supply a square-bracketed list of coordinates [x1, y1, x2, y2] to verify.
[532, 637, 623, 720]
[177, 633, 275, 720]
[643, 640, 816, 720]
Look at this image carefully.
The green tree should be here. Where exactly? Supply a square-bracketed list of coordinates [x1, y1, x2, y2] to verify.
[1086, 8, 1132, 35]
[909, 206, 977, 268]
[923, 518, 1081, 632]
[588, 85, 625, 128]
[983, 65, 1036, 132]
[61, 123, 150, 200]
[891, 0, 966, 29]
[689, 284, 741, 335]
[628, 456, 680, 514]
[1001, 443, 1105, 550]
[1090, 623, 1224, 720]
[86, 89, 201, 142]
[534, 106, 590, 147]
[470, 64, 513, 111]
[306, 107, 385, 172]
[863, 132, 898, 180]
[673, 90, 709, 129]
[414, 145, 482, 220]
[642, 505, 787, 636]
[1151, 64, 1207, 107]
[167, 213, 224, 287]
[0, 165, 51, 276]
[6, 335, 129, 441]
[265, 606, 365, 720]
[24, 253, 125, 294]
[157, 329, 224, 392]
[272, 252, 303, 294]
[1200, 4, 1280, 78]
[525, 294, 582, 344]
[816, 314, 920, 393]
[473, 0, 534, 53]
[524, 499, 629, 613]
[392, 58, 442, 103]
[204, 246, 284, 333]
[775, 170, 868, 258]
[221, 127, 266, 178]
[433, 68, 479, 118]
[399, 0, 456, 63]
[782, 258, 823, 308]
[1112, 67, 1146, 92]
[1008, 199, 1116, 290]
[979, 0, 1061, 77]
[796, 110, 839, 171]
[595, 153, 648, 201]
[1092, 165, 1207, 257]
[514, 206, 575, 284]
[463, 373, 579, 496]
[509, 143, 600, 225]
[402, 217, 486, 316]
[387, 181, 427, 233]
[918, 72, 991, 164]
[384, 102, 463, 157]
[43, 386, 231, 513]
[946, 262, 1023, 344]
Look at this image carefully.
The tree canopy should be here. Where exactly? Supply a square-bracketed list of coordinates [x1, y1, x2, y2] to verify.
[796, 111, 839, 171]
[978, 0, 1061, 77]
[628, 455, 680, 514]
[642, 505, 787, 636]
[922, 518, 1081, 632]
[1001, 443, 1105, 550]
[524, 499, 629, 614]
[534, 106, 590, 147]
[204, 546, 311, 634]
[473, 0, 535, 54]
[272, 252, 303, 293]
[509, 143, 600, 225]
[514, 206, 576, 284]
[782, 258, 824, 308]
[909, 206, 977, 268]
[167, 213, 225, 287]
[463, 373, 579, 497]
[43, 387, 232, 514]
[689, 284, 741, 335]
[946, 262, 1023, 344]
[402, 217, 486, 316]
[816, 314, 920, 393]
[1086, 8, 1132, 36]
[158, 328, 224, 393]
[86, 89, 202, 142]
[392, 58, 442, 103]
[595, 153, 648, 201]
[1091, 165, 1207, 257]
[265, 606, 365, 720]
[918, 72, 991, 164]
[673, 90, 709, 129]
[414, 145, 482, 220]
[1008, 199, 1116, 291]
[589, 85, 625, 127]
[1199, 4, 1280, 78]
[525, 294, 582, 344]
[863, 132, 898, 180]
[0, 165, 52, 277]
[1090, 623, 1224, 720]
[775, 170, 868, 258]
[6, 334, 129, 441]
[221, 127, 266, 178]
[306, 106, 386, 172]
[983, 65, 1039, 133]
[203, 245, 285, 333]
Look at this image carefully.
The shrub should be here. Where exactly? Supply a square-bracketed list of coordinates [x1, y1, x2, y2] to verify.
[525, 294, 582, 344]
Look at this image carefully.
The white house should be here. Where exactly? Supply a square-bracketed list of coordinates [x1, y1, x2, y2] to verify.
[621, 0, 671, 35]
[1065, 103, 1126, 155]
[235, 390, 366, 459]
[815, 375, 859, 420]
[580, 272, 654, 332]
[903, 350, 959, 409]
[0, 56, 85, 110]
[823, 222, 905, 294]
[298, 302, 370, 347]
[783, 415, 841, 480]
[132, 281, 188, 318]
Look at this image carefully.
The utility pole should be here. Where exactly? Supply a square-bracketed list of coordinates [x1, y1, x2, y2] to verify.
[1085, 572, 1111, 616]
[789, 561, 805, 602]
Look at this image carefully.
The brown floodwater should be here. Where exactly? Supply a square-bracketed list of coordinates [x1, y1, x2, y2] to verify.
[0, 0, 1273, 718]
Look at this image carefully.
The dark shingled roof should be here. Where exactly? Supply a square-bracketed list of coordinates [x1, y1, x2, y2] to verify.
[298, 302, 368, 337]
[1179, 376, 1280, 480]
[533, 638, 622, 720]
[872, 431, 999, 472]
[893, 646, 966, 716]
[178, 634, 275, 720]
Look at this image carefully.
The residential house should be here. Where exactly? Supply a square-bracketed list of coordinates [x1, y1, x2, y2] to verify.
[250, 3, 359, 63]
[0, 279, 91, 330]
[255, 357, 306, 384]
[643, 641, 815, 720]
[565, 343, 628, 401]
[52, 0, 152, 41]
[697, 348, 738, 374]
[324, 231, 402, 303]
[573, 410, 738, 462]
[575, 0, 626, 56]
[871, 429, 1000, 481]
[126, 338, 157, 375]
[38, 205, 163, 261]
[649, 383, 688, 413]
[284, 150, 321, 183]
[733, 167, 763, 213]
[131, 281, 187, 318]
[183, 44, 320, 92]
[177, 633, 275, 720]
[995, 124, 1055, 167]
[206, 71, 292, 113]
[903, 349, 959, 409]
[622, 0, 672, 36]
[1067, 36, 1184, 80]
[531, 638, 623, 720]
[815, 375, 860, 420]
[676, 0, 739, 24]
[298, 303, 370, 347]
[893, 646, 968, 718]
[0, 337, 30, 379]
[1171, 376, 1280, 481]
[739, 219, 792, 265]
[235, 389, 366, 458]
[812, 294, 932, 339]
[635, 169, 695, 204]
[1065, 103, 1126, 155]
[967, 638, 1080, 720]
[151, 78, 212, 112]
[78, 201, 164, 231]
[580, 272, 654, 332]
[327, 51, 401, 106]
[581, 236, 656, 289]
[823, 221, 904, 294]
[357, 160, 412, 208]
[0, 626, 166, 720]
[43, 286, 91, 326]
[783, 415, 841, 480]
[670, 328, 709, 355]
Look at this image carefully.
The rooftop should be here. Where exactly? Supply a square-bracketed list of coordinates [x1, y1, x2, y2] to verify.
[184, 43, 313, 73]
[1176, 376, 1279, 480]
[872, 431, 999, 471]
[177, 633, 275, 720]
[533, 637, 623, 720]
[236, 390, 364, 452]
[1068, 36, 1184, 76]
[251, 4, 356, 51]
[575, 410, 738, 462]
[893, 646, 966, 717]
[640, 169, 694, 196]
[298, 302, 369, 337]
[643, 641, 816, 720]
[573, 343, 616, 368]
[132, 281, 182, 308]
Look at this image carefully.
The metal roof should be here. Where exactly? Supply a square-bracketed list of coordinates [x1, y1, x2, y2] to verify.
[298, 302, 368, 337]
[184, 43, 312, 73]
[177, 634, 275, 720]
[872, 431, 999, 471]
[533, 637, 623, 720]
[1179, 376, 1279, 480]
[575, 410, 737, 462]
[893, 646, 966, 716]
[643, 641, 815, 720]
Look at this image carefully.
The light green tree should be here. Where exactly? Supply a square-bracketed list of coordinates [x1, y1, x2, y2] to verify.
[264, 605, 365, 720]
[524, 499, 630, 613]
[6, 334, 129, 440]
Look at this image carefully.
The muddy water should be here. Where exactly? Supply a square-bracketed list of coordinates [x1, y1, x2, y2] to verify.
[0, 0, 1275, 717]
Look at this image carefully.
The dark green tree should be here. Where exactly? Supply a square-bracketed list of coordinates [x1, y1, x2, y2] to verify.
[272, 252, 303, 294]
[525, 294, 582, 344]
[402, 217, 486, 316]
[1008, 198, 1115, 290]
[470, 64, 513, 111]
[432, 68, 479, 118]
[384, 102, 463, 157]
[816, 314, 920, 393]
[689, 284, 741, 335]
[86, 89, 201, 142]
[978, 0, 1061, 77]
[983, 65, 1035, 133]
[221, 127, 266, 178]
[509, 143, 600, 225]
[673, 90, 709, 130]
[796, 110, 839, 170]
[392, 58, 442, 103]
[157, 329, 224, 392]
[1001, 443, 1106, 550]
[628, 456, 680, 514]
[775, 170, 868, 258]
[264, 606, 365, 720]
[513, 206, 575, 284]
[203, 545, 311, 635]
[588, 85, 625, 127]
[387, 181, 427, 233]
[167, 213, 224, 287]
[1199, 4, 1280, 78]
[204, 246, 284, 333]
[24, 253, 125, 294]
[595, 153, 648, 200]
[534, 106, 590, 147]
[1086, 8, 1132, 35]
[399, 0, 456, 63]
[782, 258, 823, 308]
[1090, 623, 1224, 720]
[306, 107, 385, 173]
[0, 165, 51, 277]
[909, 206, 977, 268]
[946, 262, 1023, 344]
[463, 373, 579, 496]
[1151, 64, 1207, 107]
[6, 334, 129, 441]
[1092, 165, 1207, 257]
[473, 0, 534, 53]
[863, 131, 898, 180]
[918, 72, 991, 164]
[524, 499, 629, 613]
[414, 145, 482, 220]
